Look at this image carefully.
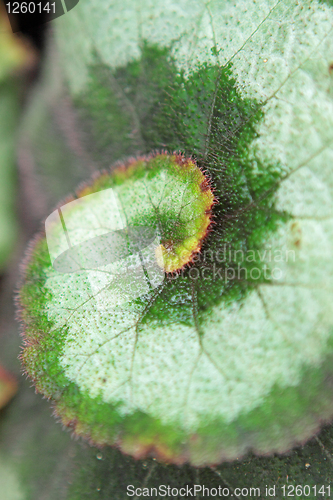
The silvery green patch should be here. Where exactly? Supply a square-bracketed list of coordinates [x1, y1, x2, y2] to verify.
[18, 0, 333, 465]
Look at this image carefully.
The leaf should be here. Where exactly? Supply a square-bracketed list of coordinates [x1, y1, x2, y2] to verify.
[19, 0, 333, 466]
[3, 376, 333, 500]
[0, 6, 31, 270]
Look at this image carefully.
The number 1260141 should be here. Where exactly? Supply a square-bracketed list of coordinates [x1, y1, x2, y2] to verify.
[6, 2, 56, 14]
[281, 485, 330, 496]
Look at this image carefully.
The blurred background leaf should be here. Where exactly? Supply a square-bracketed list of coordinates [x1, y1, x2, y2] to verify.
[0, 3, 33, 271]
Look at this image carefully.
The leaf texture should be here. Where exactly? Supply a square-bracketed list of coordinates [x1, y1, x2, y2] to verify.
[19, 0, 333, 465]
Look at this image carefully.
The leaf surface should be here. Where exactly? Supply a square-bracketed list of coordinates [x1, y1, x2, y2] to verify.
[19, 0, 333, 465]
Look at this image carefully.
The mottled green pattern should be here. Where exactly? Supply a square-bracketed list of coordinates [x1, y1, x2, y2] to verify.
[73, 46, 287, 314]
